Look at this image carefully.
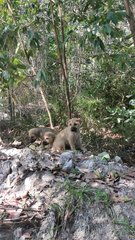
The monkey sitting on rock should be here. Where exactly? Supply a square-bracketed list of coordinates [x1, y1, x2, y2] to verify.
[42, 131, 56, 148]
[28, 127, 56, 148]
[51, 118, 83, 152]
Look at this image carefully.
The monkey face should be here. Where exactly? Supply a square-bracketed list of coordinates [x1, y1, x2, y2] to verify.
[43, 132, 55, 145]
[68, 118, 81, 132]
[30, 135, 37, 143]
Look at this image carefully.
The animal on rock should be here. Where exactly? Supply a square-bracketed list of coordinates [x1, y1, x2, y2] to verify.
[52, 118, 83, 152]
[28, 127, 55, 144]
[42, 131, 56, 148]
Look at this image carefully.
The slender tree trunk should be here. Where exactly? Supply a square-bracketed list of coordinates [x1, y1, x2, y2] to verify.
[50, 0, 71, 118]
[8, 88, 12, 121]
[7, 0, 53, 128]
[59, 4, 68, 77]
[8, 87, 15, 122]
[124, 0, 135, 46]
[38, 87, 53, 128]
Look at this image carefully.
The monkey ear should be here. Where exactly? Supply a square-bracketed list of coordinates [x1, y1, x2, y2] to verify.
[67, 119, 71, 125]
[77, 118, 81, 123]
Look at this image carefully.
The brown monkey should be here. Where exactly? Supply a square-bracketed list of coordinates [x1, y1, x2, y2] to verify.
[42, 131, 56, 148]
[28, 127, 55, 143]
[52, 118, 83, 152]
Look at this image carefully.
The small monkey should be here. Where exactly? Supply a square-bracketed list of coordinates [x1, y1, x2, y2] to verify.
[28, 127, 55, 143]
[52, 118, 83, 152]
[42, 131, 56, 148]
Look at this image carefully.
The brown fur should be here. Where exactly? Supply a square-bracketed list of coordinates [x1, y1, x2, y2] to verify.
[42, 131, 56, 148]
[28, 127, 55, 143]
[51, 118, 83, 152]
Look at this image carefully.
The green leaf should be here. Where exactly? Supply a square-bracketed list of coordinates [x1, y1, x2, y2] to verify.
[33, 80, 39, 88]
[27, 30, 33, 40]
[13, 58, 19, 65]
[107, 11, 118, 25]
[12, 59, 26, 69]
[36, 69, 47, 83]
[129, 100, 135, 107]
[98, 152, 110, 161]
[117, 117, 122, 123]
[36, 69, 42, 81]
[102, 24, 112, 35]
[41, 70, 47, 82]
[2, 70, 10, 80]
[16, 64, 26, 69]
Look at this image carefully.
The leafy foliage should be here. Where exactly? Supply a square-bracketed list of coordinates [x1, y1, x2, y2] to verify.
[0, 0, 135, 140]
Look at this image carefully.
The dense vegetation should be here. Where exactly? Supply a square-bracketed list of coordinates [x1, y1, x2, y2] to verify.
[0, 0, 135, 154]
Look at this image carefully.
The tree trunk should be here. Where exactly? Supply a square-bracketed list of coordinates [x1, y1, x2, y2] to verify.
[8, 87, 15, 122]
[124, 0, 135, 46]
[50, 0, 71, 119]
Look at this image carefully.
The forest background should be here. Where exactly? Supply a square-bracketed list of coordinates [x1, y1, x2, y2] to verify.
[0, 0, 135, 160]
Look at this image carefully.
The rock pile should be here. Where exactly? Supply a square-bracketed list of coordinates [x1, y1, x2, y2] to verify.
[0, 145, 135, 240]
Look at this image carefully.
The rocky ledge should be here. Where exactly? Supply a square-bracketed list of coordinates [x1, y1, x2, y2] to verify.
[0, 145, 135, 240]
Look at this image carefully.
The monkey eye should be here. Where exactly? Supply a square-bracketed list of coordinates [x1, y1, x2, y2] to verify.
[74, 123, 77, 126]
